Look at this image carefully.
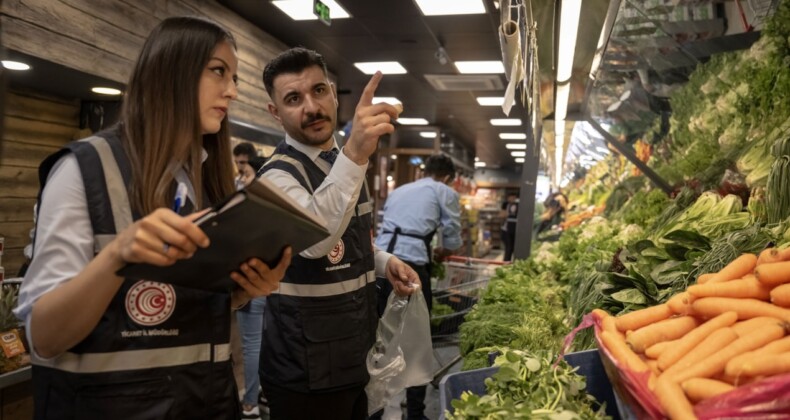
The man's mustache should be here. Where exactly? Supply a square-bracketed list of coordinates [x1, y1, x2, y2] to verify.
[302, 114, 331, 128]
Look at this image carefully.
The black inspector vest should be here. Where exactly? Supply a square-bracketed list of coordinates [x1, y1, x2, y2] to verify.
[31, 127, 239, 420]
[258, 142, 377, 393]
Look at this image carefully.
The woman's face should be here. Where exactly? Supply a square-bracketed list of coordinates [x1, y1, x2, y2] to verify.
[199, 40, 239, 135]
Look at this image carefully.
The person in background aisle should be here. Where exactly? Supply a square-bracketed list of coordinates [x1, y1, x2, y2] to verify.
[257, 47, 421, 420]
[233, 141, 258, 190]
[499, 192, 519, 261]
[14, 16, 291, 419]
[235, 145, 270, 420]
[535, 190, 568, 235]
[372, 153, 462, 420]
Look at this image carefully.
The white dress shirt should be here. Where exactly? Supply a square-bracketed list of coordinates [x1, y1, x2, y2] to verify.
[261, 134, 392, 277]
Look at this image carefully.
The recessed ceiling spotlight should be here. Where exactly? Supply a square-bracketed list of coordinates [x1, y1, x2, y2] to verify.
[419, 132, 437, 138]
[354, 62, 407, 75]
[92, 87, 122, 95]
[372, 97, 402, 105]
[397, 118, 429, 125]
[490, 118, 521, 126]
[2, 60, 30, 71]
[476, 97, 504, 106]
[415, 0, 485, 16]
[499, 133, 527, 140]
[454, 61, 504, 74]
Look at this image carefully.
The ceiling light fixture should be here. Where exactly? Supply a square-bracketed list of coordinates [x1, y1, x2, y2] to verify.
[505, 143, 527, 150]
[419, 132, 437, 138]
[373, 97, 402, 105]
[92, 87, 122, 95]
[490, 118, 521, 126]
[454, 61, 504, 74]
[510, 151, 526, 157]
[499, 133, 527, 140]
[476, 96, 505, 106]
[515, 157, 525, 163]
[556, 0, 582, 83]
[397, 118, 429, 125]
[415, 0, 485, 16]
[474, 161, 486, 168]
[354, 62, 407, 75]
[2, 60, 30, 71]
[272, 0, 351, 20]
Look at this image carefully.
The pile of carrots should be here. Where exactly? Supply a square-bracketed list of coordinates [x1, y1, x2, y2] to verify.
[594, 247, 790, 420]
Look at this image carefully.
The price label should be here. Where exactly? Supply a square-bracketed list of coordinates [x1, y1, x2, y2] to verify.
[1, 329, 25, 359]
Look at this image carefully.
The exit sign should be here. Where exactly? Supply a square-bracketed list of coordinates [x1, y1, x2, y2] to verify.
[314, 0, 331, 26]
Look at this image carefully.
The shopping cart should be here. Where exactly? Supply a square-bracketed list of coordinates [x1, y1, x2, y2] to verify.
[430, 256, 509, 386]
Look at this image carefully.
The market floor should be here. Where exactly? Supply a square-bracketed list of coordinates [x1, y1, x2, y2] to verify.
[254, 344, 462, 420]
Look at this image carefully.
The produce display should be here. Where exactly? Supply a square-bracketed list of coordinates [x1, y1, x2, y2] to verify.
[447, 2, 790, 418]
[448, 350, 608, 419]
[594, 249, 790, 419]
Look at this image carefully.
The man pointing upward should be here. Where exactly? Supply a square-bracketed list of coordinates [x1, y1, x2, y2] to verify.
[257, 47, 419, 420]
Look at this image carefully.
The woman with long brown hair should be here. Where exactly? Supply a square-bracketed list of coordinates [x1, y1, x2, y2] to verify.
[15, 16, 290, 419]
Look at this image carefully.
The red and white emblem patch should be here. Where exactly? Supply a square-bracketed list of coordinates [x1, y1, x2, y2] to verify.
[327, 239, 345, 264]
[125, 281, 176, 326]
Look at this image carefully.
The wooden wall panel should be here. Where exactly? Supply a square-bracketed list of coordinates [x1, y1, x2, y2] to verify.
[0, 92, 79, 277]
[0, 0, 294, 133]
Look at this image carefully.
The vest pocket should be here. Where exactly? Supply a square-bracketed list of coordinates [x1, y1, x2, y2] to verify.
[75, 376, 175, 419]
[302, 301, 369, 390]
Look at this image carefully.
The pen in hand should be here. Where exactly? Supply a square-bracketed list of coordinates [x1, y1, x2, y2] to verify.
[164, 182, 189, 253]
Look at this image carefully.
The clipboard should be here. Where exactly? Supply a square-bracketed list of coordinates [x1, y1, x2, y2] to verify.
[117, 176, 330, 291]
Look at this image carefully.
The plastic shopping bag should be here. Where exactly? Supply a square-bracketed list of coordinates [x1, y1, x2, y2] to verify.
[365, 288, 433, 415]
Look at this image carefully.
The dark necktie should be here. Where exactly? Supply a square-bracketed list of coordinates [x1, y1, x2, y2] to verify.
[319, 148, 339, 165]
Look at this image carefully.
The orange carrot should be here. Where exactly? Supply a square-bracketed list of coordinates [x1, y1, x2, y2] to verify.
[756, 247, 789, 265]
[602, 315, 624, 339]
[726, 351, 790, 378]
[658, 312, 738, 371]
[600, 330, 649, 373]
[646, 340, 677, 359]
[681, 378, 734, 403]
[662, 328, 738, 379]
[592, 308, 609, 321]
[655, 377, 697, 420]
[667, 292, 696, 315]
[646, 359, 662, 376]
[691, 297, 790, 322]
[615, 304, 674, 333]
[726, 336, 790, 369]
[696, 273, 714, 285]
[626, 316, 699, 353]
[771, 284, 790, 307]
[732, 316, 784, 337]
[755, 261, 790, 287]
[687, 276, 772, 301]
[672, 323, 787, 383]
[706, 254, 758, 284]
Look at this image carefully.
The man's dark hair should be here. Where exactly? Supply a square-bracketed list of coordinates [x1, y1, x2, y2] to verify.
[263, 47, 329, 98]
[424, 154, 456, 180]
[233, 142, 257, 157]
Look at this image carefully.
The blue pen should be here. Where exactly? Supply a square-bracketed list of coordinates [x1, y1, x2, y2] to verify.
[164, 182, 188, 253]
[172, 182, 188, 214]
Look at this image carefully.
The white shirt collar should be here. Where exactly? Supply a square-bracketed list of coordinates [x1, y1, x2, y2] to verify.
[284, 133, 339, 163]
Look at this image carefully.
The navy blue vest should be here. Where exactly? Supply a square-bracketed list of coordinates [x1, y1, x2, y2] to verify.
[30, 126, 239, 419]
[258, 141, 377, 393]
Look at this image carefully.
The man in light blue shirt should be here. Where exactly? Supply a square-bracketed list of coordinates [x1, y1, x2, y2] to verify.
[373, 154, 462, 420]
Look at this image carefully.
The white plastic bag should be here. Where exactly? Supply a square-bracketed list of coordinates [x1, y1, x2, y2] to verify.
[365, 288, 433, 415]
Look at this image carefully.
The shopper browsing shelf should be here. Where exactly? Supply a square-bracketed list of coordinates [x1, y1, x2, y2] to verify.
[372, 153, 463, 420]
[14, 17, 291, 419]
[257, 47, 420, 420]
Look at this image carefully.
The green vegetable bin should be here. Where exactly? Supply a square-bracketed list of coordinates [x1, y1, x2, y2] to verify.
[438, 349, 625, 419]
